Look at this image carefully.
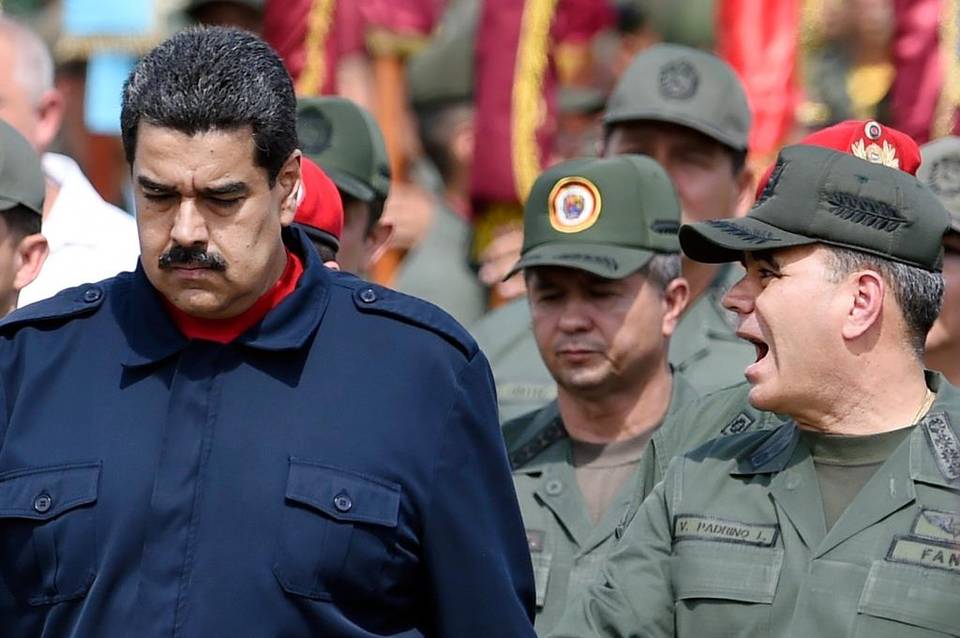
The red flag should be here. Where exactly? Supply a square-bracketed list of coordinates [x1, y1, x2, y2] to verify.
[716, 0, 801, 158]
[889, 0, 943, 143]
[263, 0, 365, 96]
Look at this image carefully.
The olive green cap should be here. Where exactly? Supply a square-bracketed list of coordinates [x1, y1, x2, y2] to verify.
[917, 136, 960, 233]
[680, 145, 951, 272]
[508, 155, 681, 279]
[0, 120, 45, 217]
[296, 97, 391, 202]
[408, 1, 477, 108]
[604, 43, 751, 151]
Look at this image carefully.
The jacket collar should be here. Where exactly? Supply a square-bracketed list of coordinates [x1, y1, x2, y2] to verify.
[121, 226, 330, 368]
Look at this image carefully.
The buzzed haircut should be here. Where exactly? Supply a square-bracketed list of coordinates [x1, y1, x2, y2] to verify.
[2, 205, 41, 239]
[0, 17, 54, 105]
[120, 27, 297, 186]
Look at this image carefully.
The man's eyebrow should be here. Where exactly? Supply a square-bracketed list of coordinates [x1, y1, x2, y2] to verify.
[200, 182, 248, 197]
[137, 175, 173, 192]
[752, 250, 781, 270]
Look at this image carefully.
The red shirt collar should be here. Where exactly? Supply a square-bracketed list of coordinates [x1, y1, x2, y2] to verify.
[164, 250, 304, 344]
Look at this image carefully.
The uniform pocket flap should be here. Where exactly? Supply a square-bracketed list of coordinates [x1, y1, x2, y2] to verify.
[859, 557, 960, 634]
[673, 543, 782, 603]
[0, 462, 101, 521]
[285, 458, 400, 528]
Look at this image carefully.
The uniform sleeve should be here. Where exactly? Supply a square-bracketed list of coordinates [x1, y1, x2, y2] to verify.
[548, 460, 680, 638]
[421, 350, 537, 637]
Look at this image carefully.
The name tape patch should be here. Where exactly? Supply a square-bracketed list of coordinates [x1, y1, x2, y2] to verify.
[886, 535, 960, 574]
[674, 515, 779, 547]
[912, 509, 960, 543]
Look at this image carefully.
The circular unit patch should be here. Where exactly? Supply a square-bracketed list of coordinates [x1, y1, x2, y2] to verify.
[864, 120, 882, 141]
[548, 177, 602, 233]
[658, 60, 699, 100]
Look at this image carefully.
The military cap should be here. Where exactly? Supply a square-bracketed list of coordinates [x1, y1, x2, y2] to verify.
[408, 0, 477, 108]
[680, 145, 951, 272]
[918, 136, 960, 233]
[604, 43, 751, 151]
[296, 97, 391, 202]
[293, 156, 343, 251]
[755, 120, 920, 199]
[508, 154, 681, 279]
[0, 120, 45, 217]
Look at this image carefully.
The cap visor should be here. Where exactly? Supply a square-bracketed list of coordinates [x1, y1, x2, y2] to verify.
[679, 217, 816, 263]
[0, 196, 40, 216]
[319, 167, 377, 202]
[505, 242, 656, 280]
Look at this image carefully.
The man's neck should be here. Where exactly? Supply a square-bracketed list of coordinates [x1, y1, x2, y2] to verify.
[925, 346, 960, 387]
[794, 358, 931, 435]
[558, 363, 674, 444]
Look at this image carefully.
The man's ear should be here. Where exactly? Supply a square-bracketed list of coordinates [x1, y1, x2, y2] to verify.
[841, 270, 884, 341]
[33, 89, 65, 154]
[363, 220, 394, 271]
[13, 233, 48, 291]
[277, 151, 302, 227]
[661, 276, 691, 338]
[733, 166, 756, 217]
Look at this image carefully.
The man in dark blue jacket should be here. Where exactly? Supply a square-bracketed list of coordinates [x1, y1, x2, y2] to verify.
[0, 27, 535, 637]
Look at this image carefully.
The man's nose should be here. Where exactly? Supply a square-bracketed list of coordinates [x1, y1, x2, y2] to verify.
[170, 199, 209, 247]
[556, 296, 593, 332]
[722, 275, 756, 316]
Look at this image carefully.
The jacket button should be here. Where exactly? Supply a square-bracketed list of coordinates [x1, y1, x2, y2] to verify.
[359, 288, 377, 304]
[333, 492, 353, 513]
[33, 493, 53, 514]
[82, 287, 102, 303]
[545, 480, 563, 496]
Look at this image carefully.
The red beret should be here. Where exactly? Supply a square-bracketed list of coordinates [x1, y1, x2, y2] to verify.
[295, 156, 343, 251]
[755, 120, 921, 199]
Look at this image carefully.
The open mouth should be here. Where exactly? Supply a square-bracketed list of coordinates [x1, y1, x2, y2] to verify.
[741, 335, 769, 363]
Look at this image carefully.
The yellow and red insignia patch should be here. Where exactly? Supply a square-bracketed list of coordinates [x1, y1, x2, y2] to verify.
[548, 176, 602, 233]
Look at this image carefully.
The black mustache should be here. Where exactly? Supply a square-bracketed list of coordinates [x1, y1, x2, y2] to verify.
[158, 245, 228, 271]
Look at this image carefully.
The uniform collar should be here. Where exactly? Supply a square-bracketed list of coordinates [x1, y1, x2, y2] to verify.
[121, 226, 330, 368]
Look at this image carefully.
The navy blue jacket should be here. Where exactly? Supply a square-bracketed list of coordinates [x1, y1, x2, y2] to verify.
[0, 228, 536, 637]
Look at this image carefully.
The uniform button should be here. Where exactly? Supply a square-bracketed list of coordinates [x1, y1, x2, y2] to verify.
[333, 492, 353, 513]
[82, 287, 102, 303]
[33, 492, 53, 514]
[545, 479, 563, 496]
[359, 288, 377, 303]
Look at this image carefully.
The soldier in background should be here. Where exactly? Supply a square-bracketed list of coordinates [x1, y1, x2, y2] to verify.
[919, 136, 960, 385]
[0, 121, 47, 317]
[475, 44, 756, 420]
[295, 96, 393, 276]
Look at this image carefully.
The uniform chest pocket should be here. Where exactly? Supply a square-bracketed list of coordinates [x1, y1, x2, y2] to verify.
[855, 558, 960, 638]
[0, 462, 101, 606]
[672, 542, 782, 638]
[273, 458, 402, 602]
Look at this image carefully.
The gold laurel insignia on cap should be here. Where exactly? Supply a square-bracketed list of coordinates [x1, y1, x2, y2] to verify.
[851, 120, 900, 169]
[548, 176, 602, 233]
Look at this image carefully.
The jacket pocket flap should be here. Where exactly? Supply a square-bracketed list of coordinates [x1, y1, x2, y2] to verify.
[285, 458, 400, 527]
[859, 559, 960, 634]
[0, 462, 101, 521]
[673, 543, 782, 603]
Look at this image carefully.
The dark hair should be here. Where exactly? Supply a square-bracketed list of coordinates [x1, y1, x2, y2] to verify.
[120, 27, 297, 187]
[309, 239, 337, 263]
[1, 205, 41, 238]
[341, 192, 386, 234]
[414, 102, 473, 183]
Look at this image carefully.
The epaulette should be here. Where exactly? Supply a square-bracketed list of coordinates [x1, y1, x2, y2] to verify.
[503, 404, 567, 470]
[0, 283, 106, 335]
[340, 280, 478, 359]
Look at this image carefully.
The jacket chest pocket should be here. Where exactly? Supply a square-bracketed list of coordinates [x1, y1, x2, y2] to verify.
[855, 559, 960, 637]
[672, 542, 782, 638]
[0, 462, 101, 606]
[273, 458, 402, 602]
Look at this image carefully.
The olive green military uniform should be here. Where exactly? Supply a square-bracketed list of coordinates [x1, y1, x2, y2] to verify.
[549, 373, 960, 638]
[551, 143, 959, 638]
